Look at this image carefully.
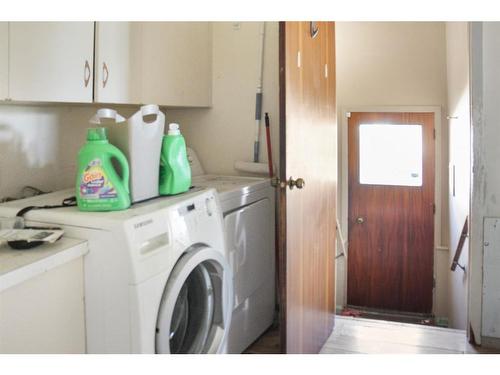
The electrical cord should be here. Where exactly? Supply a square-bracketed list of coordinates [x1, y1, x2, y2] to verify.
[21, 186, 49, 197]
[0, 185, 50, 203]
[7, 196, 76, 250]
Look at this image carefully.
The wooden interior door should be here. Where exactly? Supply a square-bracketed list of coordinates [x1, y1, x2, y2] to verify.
[347, 112, 435, 314]
[278, 21, 337, 353]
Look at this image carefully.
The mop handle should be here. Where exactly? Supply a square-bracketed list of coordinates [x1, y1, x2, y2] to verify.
[253, 22, 266, 163]
[254, 92, 262, 163]
[265, 113, 274, 178]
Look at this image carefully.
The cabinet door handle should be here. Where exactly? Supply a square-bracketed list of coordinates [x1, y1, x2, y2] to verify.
[84, 60, 91, 88]
[102, 62, 109, 88]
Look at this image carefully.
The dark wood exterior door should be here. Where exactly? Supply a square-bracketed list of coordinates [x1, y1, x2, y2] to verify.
[347, 112, 435, 314]
[278, 21, 337, 353]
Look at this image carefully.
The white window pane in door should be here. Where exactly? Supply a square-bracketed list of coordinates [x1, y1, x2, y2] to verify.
[359, 124, 423, 186]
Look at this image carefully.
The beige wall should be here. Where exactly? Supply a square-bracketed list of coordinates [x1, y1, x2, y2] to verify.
[445, 22, 470, 330]
[0, 104, 96, 200]
[335, 22, 450, 318]
[168, 22, 280, 176]
[0, 104, 141, 201]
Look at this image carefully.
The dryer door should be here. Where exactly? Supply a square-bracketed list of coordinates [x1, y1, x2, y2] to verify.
[224, 198, 274, 306]
[155, 247, 233, 354]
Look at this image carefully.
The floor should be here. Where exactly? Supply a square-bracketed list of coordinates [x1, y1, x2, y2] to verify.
[244, 325, 281, 354]
[320, 316, 497, 354]
[245, 316, 499, 354]
[341, 306, 437, 326]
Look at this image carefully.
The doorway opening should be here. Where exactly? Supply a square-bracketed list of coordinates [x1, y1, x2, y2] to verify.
[334, 22, 472, 340]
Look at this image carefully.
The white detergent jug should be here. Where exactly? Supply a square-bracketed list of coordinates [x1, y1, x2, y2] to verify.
[94, 105, 165, 202]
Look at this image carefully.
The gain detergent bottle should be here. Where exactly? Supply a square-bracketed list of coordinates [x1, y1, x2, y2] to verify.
[76, 128, 131, 211]
[159, 123, 191, 195]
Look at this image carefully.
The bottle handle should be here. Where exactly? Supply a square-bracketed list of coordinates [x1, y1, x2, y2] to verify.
[141, 104, 159, 118]
[108, 147, 130, 194]
[140, 104, 164, 126]
[90, 108, 126, 125]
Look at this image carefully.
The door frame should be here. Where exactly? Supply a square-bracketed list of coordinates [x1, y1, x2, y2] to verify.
[338, 105, 443, 314]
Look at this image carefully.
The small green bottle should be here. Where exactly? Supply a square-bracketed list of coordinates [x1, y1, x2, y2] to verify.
[76, 128, 131, 211]
[159, 123, 192, 195]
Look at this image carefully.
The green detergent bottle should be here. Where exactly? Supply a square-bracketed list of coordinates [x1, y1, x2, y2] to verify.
[76, 128, 131, 211]
[159, 123, 191, 195]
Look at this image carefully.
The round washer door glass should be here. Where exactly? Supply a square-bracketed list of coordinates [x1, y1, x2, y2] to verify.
[156, 248, 231, 354]
[169, 262, 214, 353]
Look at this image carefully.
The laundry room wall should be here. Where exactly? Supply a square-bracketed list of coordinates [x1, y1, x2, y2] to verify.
[445, 22, 470, 330]
[334, 22, 450, 320]
[0, 22, 280, 201]
[0, 104, 140, 202]
[469, 21, 500, 347]
[0, 105, 93, 201]
[167, 22, 280, 176]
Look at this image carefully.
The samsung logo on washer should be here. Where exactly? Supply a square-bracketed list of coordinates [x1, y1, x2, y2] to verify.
[134, 219, 154, 229]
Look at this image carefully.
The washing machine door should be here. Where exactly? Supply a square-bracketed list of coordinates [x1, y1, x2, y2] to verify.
[155, 246, 233, 354]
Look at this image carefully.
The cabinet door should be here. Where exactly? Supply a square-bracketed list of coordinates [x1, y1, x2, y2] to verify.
[0, 22, 7, 100]
[95, 22, 211, 107]
[94, 22, 142, 104]
[9, 22, 94, 103]
[0, 258, 86, 353]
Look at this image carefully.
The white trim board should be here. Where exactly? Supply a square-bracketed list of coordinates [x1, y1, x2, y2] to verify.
[337, 105, 444, 314]
[468, 21, 483, 346]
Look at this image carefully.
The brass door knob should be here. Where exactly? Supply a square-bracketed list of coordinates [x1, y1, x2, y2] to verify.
[356, 217, 365, 224]
[288, 177, 305, 190]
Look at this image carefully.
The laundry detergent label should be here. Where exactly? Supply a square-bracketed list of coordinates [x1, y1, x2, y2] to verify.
[80, 159, 117, 199]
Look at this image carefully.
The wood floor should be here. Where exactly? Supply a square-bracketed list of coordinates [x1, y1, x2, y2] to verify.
[244, 325, 281, 354]
[243, 316, 499, 354]
[320, 316, 498, 354]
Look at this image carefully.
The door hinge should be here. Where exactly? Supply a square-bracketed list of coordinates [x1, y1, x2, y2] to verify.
[346, 112, 351, 118]
[433, 277, 436, 289]
[433, 203, 436, 214]
[272, 177, 288, 189]
[433, 128, 436, 140]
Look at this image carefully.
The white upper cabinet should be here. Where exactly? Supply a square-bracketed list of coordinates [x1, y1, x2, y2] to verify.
[9, 22, 94, 103]
[0, 23, 7, 100]
[94, 22, 142, 104]
[95, 22, 212, 107]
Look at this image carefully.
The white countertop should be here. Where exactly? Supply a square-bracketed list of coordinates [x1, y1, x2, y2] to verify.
[0, 236, 88, 292]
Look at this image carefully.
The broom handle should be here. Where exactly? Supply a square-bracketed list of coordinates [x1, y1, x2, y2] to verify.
[265, 113, 274, 178]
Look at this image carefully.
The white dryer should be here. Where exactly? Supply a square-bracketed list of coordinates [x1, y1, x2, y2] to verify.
[187, 147, 276, 353]
[0, 188, 233, 354]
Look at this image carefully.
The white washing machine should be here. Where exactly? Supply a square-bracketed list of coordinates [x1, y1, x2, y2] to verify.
[0, 188, 233, 354]
[187, 147, 276, 353]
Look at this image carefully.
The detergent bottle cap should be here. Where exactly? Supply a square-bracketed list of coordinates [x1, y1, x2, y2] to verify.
[87, 127, 108, 142]
[168, 123, 181, 136]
